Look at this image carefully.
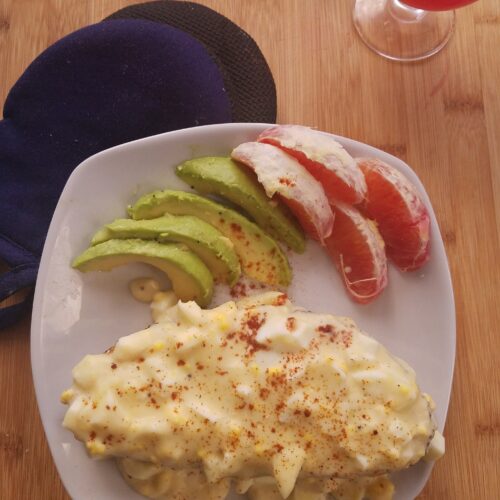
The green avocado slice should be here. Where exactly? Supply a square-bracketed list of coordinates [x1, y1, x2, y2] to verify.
[72, 239, 213, 307]
[176, 157, 305, 253]
[90, 215, 241, 286]
[128, 190, 292, 287]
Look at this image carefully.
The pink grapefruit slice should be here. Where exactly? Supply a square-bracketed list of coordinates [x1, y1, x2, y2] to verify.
[357, 158, 431, 271]
[231, 142, 334, 244]
[325, 202, 388, 304]
[258, 125, 366, 204]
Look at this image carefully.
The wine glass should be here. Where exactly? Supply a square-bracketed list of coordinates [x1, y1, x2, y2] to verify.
[353, 0, 478, 62]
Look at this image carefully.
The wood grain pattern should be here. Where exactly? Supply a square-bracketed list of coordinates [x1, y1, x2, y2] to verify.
[0, 0, 498, 499]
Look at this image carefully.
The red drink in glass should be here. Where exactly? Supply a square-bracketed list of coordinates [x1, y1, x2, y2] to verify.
[403, 0, 477, 10]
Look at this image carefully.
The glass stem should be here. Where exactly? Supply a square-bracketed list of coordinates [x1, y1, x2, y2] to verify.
[388, 0, 428, 22]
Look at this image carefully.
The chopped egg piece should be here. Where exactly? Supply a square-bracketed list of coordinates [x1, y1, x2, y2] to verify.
[424, 431, 445, 462]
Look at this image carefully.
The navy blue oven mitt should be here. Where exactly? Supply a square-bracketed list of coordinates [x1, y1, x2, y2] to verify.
[0, 4, 276, 329]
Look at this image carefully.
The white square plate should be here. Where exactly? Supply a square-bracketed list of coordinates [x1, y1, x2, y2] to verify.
[31, 123, 455, 500]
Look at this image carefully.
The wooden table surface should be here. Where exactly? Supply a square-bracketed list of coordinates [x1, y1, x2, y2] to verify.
[1, 1, 498, 499]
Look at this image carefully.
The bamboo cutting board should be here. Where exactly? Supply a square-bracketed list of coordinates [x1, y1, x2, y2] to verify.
[0, 1, 499, 499]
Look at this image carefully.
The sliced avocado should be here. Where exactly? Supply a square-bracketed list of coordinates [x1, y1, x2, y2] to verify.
[90, 215, 241, 286]
[128, 190, 292, 287]
[72, 239, 213, 307]
[176, 157, 305, 253]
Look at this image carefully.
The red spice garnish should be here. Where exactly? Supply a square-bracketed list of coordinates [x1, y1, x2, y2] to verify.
[177, 360, 186, 366]
[268, 372, 287, 389]
[230, 281, 248, 298]
[176, 342, 183, 349]
[259, 388, 270, 400]
[273, 294, 288, 306]
[286, 317, 296, 332]
[317, 324, 333, 334]
[111, 363, 117, 370]
[341, 330, 353, 348]
[89, 431, 96, 441]
[304, 409, 311, 417]
[241, 312, 268, 355]
[247, 313, 264, 331]
[244, 313, 269, 355]
[278, 177, 296, 187]
[274, 443, 284, 452]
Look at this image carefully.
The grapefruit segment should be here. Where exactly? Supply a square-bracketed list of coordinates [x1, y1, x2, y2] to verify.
[357, 158, 431, 271]
[258, 125, 366, 204]
[231, 142, 334, 244]
[324, 203, 388, 304]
